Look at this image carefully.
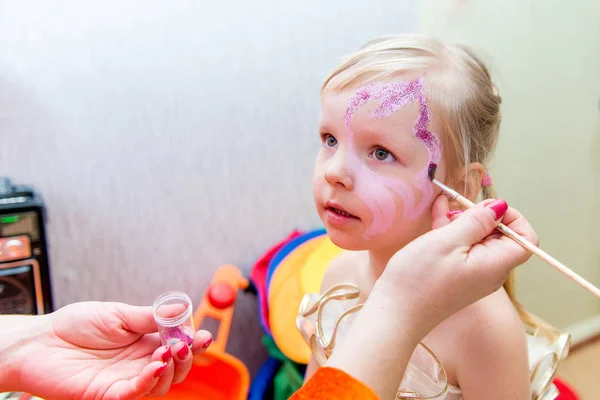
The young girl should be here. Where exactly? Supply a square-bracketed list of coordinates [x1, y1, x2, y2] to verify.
[296, 35, 570, 399]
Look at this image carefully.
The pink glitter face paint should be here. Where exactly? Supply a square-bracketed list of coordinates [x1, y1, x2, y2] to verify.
[153, 290, 195, 347]
[342, 76, 442, 237]
[344, 77, 441, 178]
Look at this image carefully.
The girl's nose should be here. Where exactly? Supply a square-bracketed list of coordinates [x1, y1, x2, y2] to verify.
[324, 150, 354, 190]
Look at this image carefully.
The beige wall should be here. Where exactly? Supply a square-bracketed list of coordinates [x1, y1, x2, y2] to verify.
[419, 0, 600, 329]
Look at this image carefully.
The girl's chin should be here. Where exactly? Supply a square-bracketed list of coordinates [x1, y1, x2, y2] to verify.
[323, 223, 413, 255]
[324, 228, 371, 251]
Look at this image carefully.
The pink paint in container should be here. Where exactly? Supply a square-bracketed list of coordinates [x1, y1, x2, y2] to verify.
[153, 290, 195, 347]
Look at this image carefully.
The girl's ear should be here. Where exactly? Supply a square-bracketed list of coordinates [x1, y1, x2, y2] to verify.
[446, 162, 485, 210]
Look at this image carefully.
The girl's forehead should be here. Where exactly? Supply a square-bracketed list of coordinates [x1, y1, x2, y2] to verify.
[320, 87, 439, 139]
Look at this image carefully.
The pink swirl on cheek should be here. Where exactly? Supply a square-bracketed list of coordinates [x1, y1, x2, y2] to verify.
[411, 168, 434, 217]
[352, 157, 416, 238]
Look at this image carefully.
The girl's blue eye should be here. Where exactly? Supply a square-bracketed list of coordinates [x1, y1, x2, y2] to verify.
[324, 135, 337, 147]
[372, 147, 396, 162]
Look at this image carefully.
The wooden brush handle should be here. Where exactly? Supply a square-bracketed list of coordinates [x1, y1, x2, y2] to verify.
[432, 178, 600, 299]
[495, 222, 600, 299]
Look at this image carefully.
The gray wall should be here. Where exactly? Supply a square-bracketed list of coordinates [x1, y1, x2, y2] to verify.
[0, 1, 417, 376]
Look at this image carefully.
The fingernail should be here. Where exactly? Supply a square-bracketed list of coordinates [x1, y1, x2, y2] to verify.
[161, 347, 172, 363]
[177, 344, 190, 359]
[202, 337, 212, 349]
[486, 199, 508, 220]
[447, 210, 463, 220]
[154, 363, 167, 378]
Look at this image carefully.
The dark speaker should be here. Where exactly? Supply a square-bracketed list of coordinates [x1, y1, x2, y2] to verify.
[0, 177, 53, 314]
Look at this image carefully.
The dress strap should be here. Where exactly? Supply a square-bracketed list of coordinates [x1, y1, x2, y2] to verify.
[297, 283, 450, 399]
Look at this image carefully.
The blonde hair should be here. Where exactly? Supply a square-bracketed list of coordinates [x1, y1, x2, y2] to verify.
[322, 34, 558, 338]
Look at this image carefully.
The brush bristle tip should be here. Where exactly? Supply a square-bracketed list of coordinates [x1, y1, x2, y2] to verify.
[427, 163, 437, 181]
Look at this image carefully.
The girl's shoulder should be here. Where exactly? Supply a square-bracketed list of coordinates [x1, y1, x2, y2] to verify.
[433, 288, 525, 366]
[445, 286, 521, 337]
[419, 288, 524, 388]
[431, 288, 569, 398]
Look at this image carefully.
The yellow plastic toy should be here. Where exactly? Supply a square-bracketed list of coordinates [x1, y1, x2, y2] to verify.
[268, 235, 342, 364]
[300, 235, 343, 294]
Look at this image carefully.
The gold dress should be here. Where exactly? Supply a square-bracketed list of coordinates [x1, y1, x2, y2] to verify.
[296, 284, 571, 400]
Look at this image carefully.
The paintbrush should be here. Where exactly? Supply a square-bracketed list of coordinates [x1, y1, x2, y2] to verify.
[431, 178, 600, 300]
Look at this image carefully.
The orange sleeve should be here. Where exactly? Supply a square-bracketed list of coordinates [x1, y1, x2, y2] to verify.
[289, 366, 380, 400]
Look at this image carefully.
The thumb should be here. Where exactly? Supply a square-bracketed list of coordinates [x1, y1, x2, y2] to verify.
[112, 303, 158, 334]
[442, 199, 508, 246]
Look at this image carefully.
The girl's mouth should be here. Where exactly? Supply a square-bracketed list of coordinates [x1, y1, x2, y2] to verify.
[328, 206, 357, 218]
[325, 202, 360, 225]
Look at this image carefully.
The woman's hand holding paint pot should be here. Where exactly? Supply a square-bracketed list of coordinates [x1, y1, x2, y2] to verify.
[1, 301, 212, 399]
[379, 195, 538, 339]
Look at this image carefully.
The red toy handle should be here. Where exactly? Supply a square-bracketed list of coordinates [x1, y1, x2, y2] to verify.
[193, 264, 248, 354]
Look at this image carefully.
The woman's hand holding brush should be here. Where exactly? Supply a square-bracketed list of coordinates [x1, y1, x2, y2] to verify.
[432, 178, 600, 299]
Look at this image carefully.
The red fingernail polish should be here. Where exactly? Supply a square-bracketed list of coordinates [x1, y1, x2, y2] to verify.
[486, 199, 508, 220]
[154, 363, 167, 378]
[202, 337, 212, 349]
[447, 210, 462, 219]
[177, 344, 190, 359]
[162, 347, 172, 363]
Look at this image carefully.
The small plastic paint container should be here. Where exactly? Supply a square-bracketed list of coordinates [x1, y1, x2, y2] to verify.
[153, 290, 195, 347]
